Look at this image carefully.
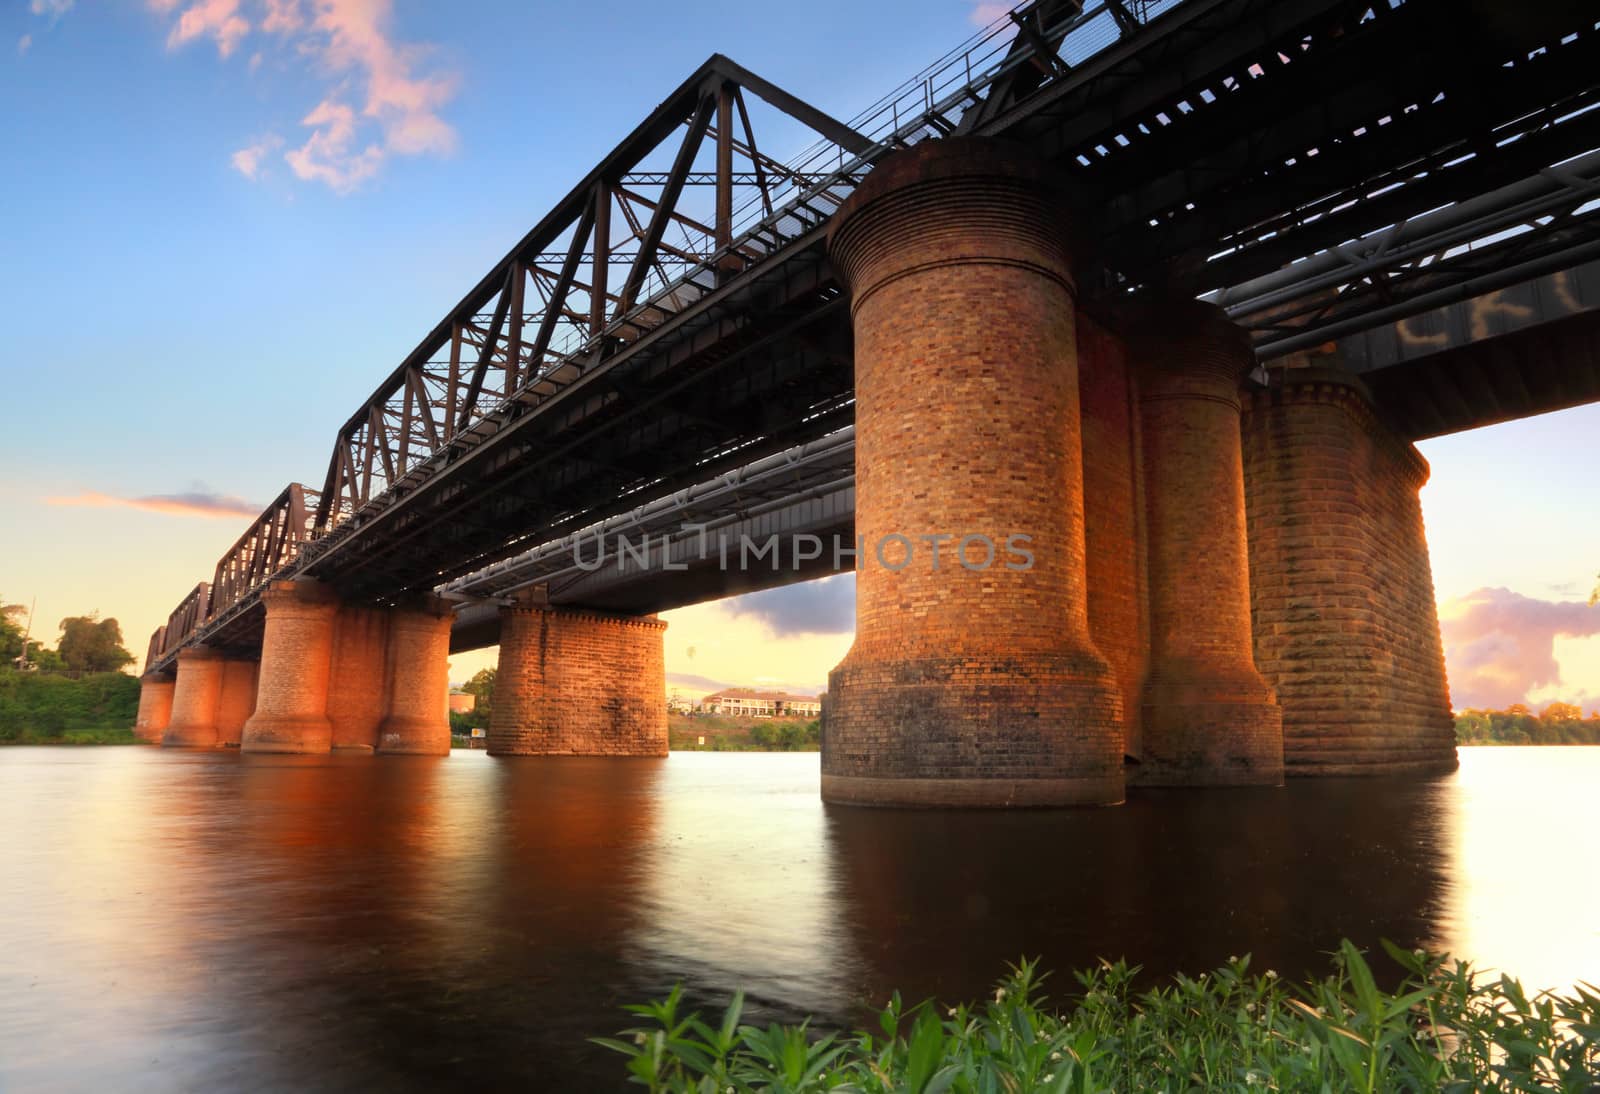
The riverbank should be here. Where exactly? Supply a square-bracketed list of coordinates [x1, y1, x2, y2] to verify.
[0, 727, 144, 745]
[668, 712, 820, 751]
[600, 942, 1599, 1091]
[0, 670, 140, 742]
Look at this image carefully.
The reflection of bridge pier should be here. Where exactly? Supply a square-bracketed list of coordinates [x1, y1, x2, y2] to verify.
[823, 774, 1454, 1002]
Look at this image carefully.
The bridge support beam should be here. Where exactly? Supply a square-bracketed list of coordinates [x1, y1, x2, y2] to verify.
[1129, 299, 1284, 786]
[376, 599, 453, 755]
[162, 647, 225, 748]
[1242, 367, 1457, 775]
[820, 138, 1124, 807]
[241, 580, 338, 754]
[134, 672, 175, 743]
[487, 604, 667, 756]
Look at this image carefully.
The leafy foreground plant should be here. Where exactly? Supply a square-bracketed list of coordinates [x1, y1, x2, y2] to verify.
[595, 940, 1600, 1092]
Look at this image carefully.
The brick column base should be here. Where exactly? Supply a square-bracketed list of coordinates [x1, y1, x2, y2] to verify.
[163, 647, 224, 748]
[241, 580, 338, 754]
[376, 599, 452, 755]
[1243, 367, 1457, 776]
[487, 606, 667, 756]
[134, 672, 175, 743]
[821, 655, 1124, 807]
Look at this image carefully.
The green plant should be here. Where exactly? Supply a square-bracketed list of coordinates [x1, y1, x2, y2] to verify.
[596, 942, 1600, 1092]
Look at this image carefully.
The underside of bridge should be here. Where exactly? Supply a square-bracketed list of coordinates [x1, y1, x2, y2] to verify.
[136, 0, 1599, 802]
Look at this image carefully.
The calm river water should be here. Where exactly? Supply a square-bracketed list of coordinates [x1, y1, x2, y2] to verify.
[0, 746, 1596, 1091]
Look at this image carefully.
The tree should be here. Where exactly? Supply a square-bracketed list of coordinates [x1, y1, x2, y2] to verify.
[1540, 701, 1581, 723]
[0, 597, 27, 665]
[56, 615, 134, 674]
[463, 668, 496, 719]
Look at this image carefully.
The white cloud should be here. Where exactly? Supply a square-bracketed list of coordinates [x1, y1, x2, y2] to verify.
[231, 133, 284, 179]
[29, 0, 75, 18]
[17, 34, 32, 55]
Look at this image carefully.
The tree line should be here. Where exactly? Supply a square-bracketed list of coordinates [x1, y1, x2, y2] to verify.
[2, 594, 136, 674]
[1455, 703, 1600, 746]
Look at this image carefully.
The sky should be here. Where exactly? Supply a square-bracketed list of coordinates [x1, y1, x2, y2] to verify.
[2, 0, 1597, 711]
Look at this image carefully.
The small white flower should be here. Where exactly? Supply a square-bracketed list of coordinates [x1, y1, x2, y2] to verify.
[1228, 955, 1238, 963]
[1042, 1075, 1054, 1084]
[1265, 969, 1278, 980]
[1050, 1051, 1062, 1061]
[1246, 1003, 1257, 1014]
[633, 1032, 647, 1045]
[995, 987, 1007, 1002]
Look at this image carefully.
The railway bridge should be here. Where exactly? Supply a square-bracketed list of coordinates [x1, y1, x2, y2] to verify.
[134, 0, 1600, 805]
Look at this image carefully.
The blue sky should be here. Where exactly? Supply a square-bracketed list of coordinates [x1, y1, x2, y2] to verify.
[3, 0, 1598, 708]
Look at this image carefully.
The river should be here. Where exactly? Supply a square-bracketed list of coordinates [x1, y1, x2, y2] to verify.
[0, 746, 1595, 1091]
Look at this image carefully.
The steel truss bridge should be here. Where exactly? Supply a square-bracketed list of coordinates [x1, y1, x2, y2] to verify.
[146, 0, 1600, 674]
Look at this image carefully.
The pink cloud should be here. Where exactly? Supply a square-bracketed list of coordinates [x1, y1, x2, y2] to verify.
[284, 98, 383, 191]
[306, 0, 458, 157]
[970, 2, 1013, 28]
[45, 490, 263, 520]
[231, 133, 283, 179]
[166, 0, 250, 58]
[138, 0, 458, 192]
[1439, 587, 1600, 709]
[261, 0, 302, 34]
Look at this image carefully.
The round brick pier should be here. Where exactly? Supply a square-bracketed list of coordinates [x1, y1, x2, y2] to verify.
[376, 600, 453, 755]
[820, 137, 1125, 807]
[163, 647, 224, 748]
[241, 580, 338, 754]
[1130, 298, 1284, 786]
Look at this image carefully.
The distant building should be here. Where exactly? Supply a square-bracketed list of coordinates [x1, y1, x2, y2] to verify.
[448, 692, 476, 714]
[666, 689, 695, 714]
[702, 688, 821, 718]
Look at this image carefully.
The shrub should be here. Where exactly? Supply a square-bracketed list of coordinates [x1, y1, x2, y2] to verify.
[597, 941, 1599, 1092]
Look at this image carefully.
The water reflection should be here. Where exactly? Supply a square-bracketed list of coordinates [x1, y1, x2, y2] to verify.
[825, 776, 1457, 1007]
[0, 746, 1596, 1092]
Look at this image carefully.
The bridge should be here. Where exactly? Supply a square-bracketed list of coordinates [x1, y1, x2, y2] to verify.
[133, 0, 1600, 804]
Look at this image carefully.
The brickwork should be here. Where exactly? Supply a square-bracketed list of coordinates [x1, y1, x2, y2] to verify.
[820, 137, 1124, 807]
[326, 606, 391, 750]
[214, 658, 260, 746]
[241, 579, 338, 753]
[1242, 368, 1457, 775]
[163, 646, 224, 748]
[488, 606, 667, 756]
[1078, 314, 1149, 761]
[134, 673, 175, 743]
[377, 599, 452, 755]
[1130, 299, 1284, 785]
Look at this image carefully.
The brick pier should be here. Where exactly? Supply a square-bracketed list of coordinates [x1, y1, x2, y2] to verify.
[1243, 367, 1457, 775]
[487, 603, 667, 756]
[820, 137, 1125, 807]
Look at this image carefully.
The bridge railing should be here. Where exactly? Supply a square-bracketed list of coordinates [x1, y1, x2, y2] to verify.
[207, 483, 323, 622]
[145, 483, 326, 670]
[154, 583, 210, 665]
